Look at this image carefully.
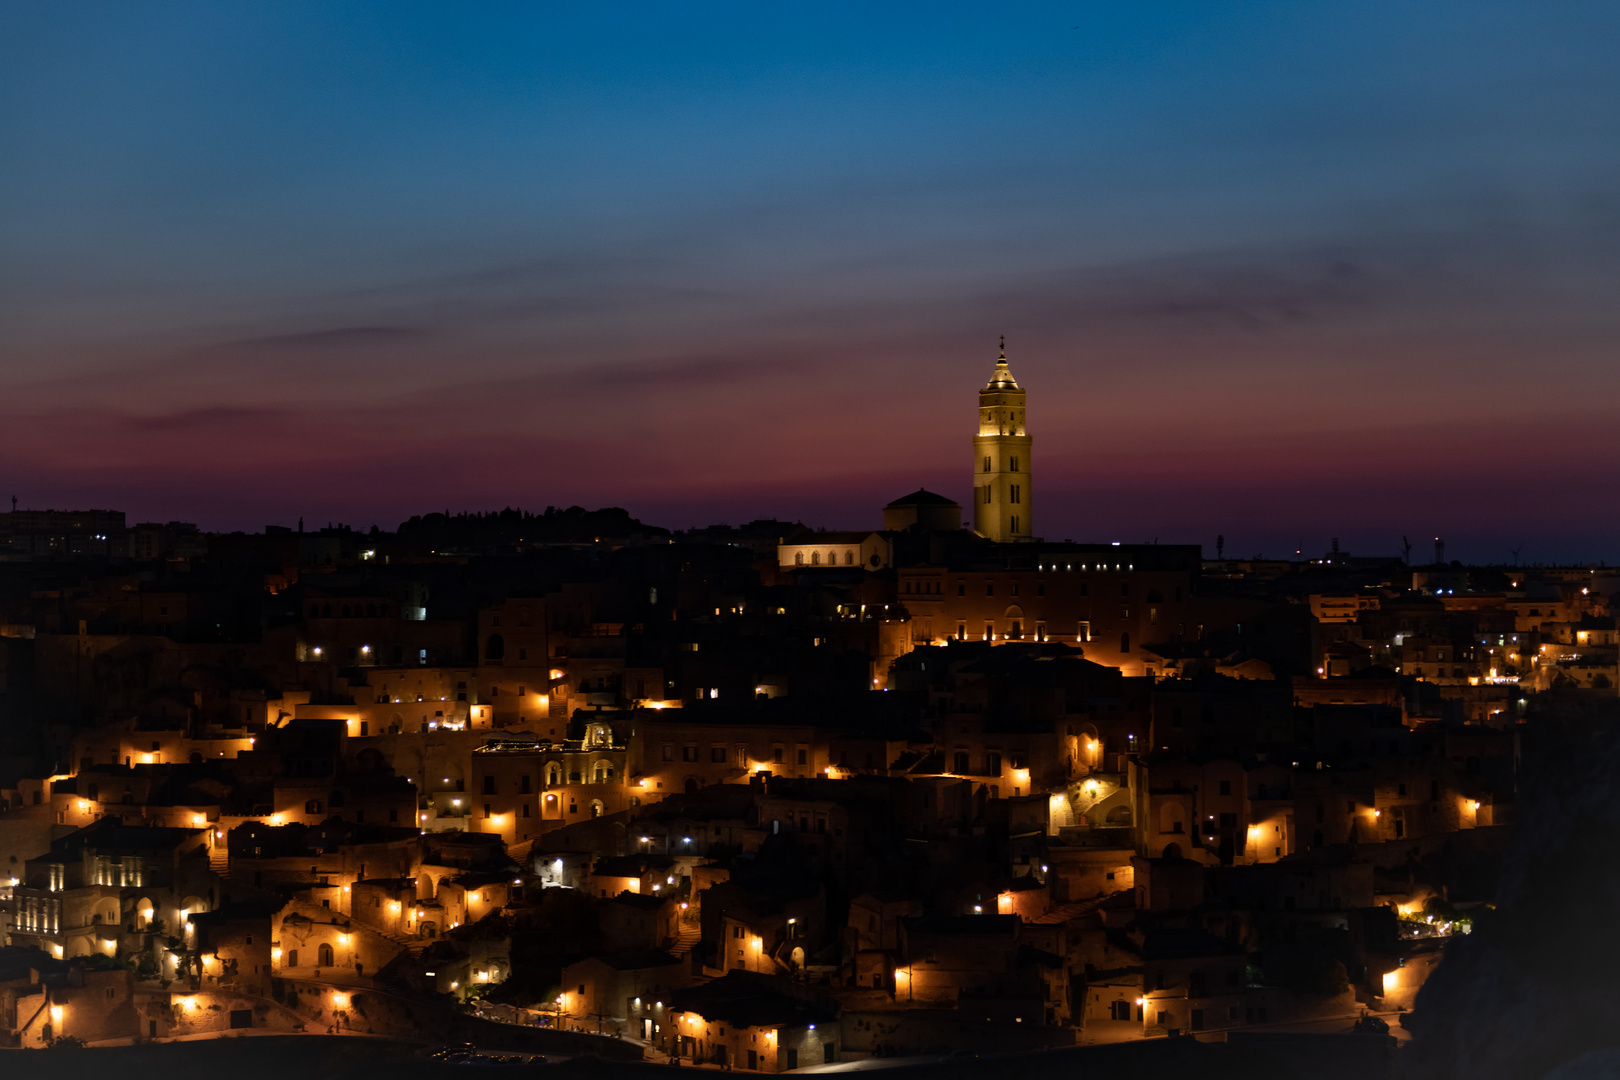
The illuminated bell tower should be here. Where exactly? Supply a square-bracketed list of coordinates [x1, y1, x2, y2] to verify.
[972, 338, 1032, 542]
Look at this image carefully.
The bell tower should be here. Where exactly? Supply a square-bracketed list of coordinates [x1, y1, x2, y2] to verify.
[972, 338, 1032, 542]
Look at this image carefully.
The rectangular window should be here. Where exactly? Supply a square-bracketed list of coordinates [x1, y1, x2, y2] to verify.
[683, 746, 698, 762]
[773, 747, 784, 764]
[711, 747, 727, 763]
[985, 622, 995, 640]
[797, 748, 807, 766]
[483, 776, 497, 795]
[663, 744, 674, 761]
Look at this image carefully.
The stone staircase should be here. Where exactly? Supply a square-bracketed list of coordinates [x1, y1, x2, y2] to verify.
[209, 844, 230, 880]
[670, 921, 701, 960]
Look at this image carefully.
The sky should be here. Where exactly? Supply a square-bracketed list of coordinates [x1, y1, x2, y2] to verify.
[3, 2, 1620, 563]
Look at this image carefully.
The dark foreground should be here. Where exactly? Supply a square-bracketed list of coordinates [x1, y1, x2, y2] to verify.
[0, 1033, 1396, 1080]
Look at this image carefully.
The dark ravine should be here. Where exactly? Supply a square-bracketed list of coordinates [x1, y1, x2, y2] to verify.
[1401, 699, 1620, 1080]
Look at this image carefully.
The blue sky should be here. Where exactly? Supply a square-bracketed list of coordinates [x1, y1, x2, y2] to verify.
[4, 2, 1619, 561]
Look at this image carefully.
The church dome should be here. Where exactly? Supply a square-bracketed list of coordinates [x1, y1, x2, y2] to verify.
[884, 488, 960, 509]
[883, 489, 963, 532]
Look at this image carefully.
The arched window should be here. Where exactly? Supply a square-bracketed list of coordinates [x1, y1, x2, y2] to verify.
[827, 551, 837, 565]
[592, 761, 611, 783]
[811, 551, 820, 565]
[546, 764, 562, 788]
[795, 552, 804, 565]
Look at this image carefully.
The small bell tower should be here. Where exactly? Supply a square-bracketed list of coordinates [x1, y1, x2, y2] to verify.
[972, 337, 1032, 542]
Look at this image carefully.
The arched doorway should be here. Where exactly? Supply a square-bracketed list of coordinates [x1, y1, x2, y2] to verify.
[318, 942, 334, 967]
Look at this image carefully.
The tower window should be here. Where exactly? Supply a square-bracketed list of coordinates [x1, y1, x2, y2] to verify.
[983, 456, 991, 472]
[1011, 515, 1020, 533]
[1010, 484, 1020, 504]
[1010, 457, 1019, 472]
[983, 485, 992, 504]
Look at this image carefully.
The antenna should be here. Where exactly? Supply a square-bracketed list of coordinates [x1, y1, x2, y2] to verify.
[1509, 542, 1523, 566]
[1401, 536, 1411, 564]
